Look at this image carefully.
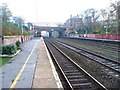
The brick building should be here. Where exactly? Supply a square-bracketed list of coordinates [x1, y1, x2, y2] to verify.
[65, 15, 83, 36]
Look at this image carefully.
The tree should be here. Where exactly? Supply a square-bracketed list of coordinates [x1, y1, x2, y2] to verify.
[27, 22, 33, 30]
[0, 16, 2, 36]
[117, 1, 120, 34]
[83, 8, 100, 33]
[78, 15, 84, 34]
[100, 1, 120, 35]
[100, 9, 110, 29]
[13, 16, 24, 29]
[100, 9, 111, 35]
[89, 8, 99, 22]
[100, 9, 109, 21]
[84, 8, 99, 23]
[0, 3, 12, 23]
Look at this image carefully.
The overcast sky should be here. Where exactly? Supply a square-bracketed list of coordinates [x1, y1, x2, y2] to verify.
[1, 0, 112, 24]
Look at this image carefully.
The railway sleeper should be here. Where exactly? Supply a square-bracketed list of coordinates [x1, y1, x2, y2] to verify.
[64, 63, 73, 66]
[65, 72, 82, 75]
[114, 66, 120, 69]
[72, 82, 94, 89]
[58, 63, 74, 66]
[110, 64, 119, 67]
[61, 65, 75, 68]
[62, 68, 78, 71]
[69, 78, 88, 82]
[69, 78, 89, 84]
[67, 75, 84, 79]
[65, 73, 82, 76]
[64, 70, 79, 73]
[115, 68, 120, 71]
[112, 66, 120, 69]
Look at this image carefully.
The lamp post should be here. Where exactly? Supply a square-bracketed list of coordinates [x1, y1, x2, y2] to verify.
[104, 25, 108, 36]
[104, 25, 108, 39]
[118, 2, 120, 35]
[83, 28, 87, 37]
[21, 22, 23, 44]
[33, 24, 35, 37]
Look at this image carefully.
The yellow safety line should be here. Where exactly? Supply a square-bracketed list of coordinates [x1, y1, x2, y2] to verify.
[9, 42, 38, 90]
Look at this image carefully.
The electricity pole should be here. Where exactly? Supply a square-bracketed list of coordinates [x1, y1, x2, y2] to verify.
[21, 22, 23, 44]
[118, 2, 120, 35]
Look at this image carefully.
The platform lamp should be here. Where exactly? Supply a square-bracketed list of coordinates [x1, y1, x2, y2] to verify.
[21, 22, 23, 44]
[118, 1, 120, 35]
[104, 25, 108, 39]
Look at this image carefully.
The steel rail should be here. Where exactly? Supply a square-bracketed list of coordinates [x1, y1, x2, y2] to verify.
[56, 40, 120, 74]
[44, 39, 107, 90]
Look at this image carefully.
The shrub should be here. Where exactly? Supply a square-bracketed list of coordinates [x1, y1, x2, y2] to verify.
[23, 31, 30, 36]
[15, 40, 21, 50]
[2, 44, 17, 55]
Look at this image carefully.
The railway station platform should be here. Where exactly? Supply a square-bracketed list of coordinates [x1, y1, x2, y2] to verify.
[67, 37, 120, 43]
[1, 37, 63, 89]
[32, 37, 63, 88]
[78, 37, 120, 42]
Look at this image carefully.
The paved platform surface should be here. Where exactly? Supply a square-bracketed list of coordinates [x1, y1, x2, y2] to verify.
[77, 37, 120, 42]
[32, 37, 63, 88]
[1, 37, 63, 89]
[1, 38, 40, 89]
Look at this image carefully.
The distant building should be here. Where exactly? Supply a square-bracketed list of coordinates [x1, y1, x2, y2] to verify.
[65, 15, 83, 36]
[51, 31, 59, 37]
[57, 23, 66, 28]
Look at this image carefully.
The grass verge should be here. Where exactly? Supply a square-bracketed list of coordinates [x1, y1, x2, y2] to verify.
[0, 57, 12, 67]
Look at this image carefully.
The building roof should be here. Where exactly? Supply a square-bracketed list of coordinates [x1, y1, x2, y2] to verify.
[72, 16, 79, 18]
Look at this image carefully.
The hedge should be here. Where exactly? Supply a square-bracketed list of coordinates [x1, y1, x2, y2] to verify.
[2, 40, 21, 55]
[2, 44, 17, 55]
[15, 40, 21, 50]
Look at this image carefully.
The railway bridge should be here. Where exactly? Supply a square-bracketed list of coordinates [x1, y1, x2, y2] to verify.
[33, 25, 66, 37]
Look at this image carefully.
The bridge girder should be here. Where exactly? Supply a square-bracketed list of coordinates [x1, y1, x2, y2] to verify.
[34, 26, 65, 32]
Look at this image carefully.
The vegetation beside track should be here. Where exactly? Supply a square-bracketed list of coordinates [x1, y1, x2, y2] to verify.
[0, 57, 12, 67]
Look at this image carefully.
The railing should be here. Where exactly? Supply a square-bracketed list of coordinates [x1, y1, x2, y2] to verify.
[79, 34, 120, 40]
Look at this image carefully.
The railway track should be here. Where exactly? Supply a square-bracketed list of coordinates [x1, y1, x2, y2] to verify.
[62, 38, 120, 52]
[55, 40, 120, 74]
[88, 42, 119, 52]
[56, 38, 119, 61]
[44, 39, 107, 90]
[86, 41, 120, 52]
